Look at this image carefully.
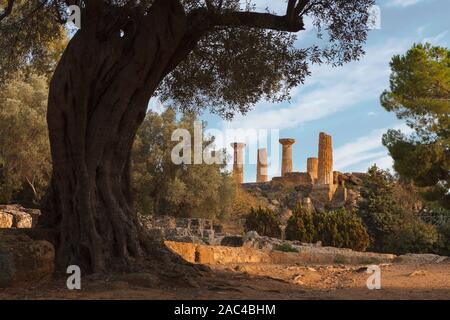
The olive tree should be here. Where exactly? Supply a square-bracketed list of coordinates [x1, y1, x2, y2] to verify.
[0, 0, 375, 272]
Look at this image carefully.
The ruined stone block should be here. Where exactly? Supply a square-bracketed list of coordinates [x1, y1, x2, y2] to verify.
[307, 157, 319, 184]
[0, 213, 13, 228]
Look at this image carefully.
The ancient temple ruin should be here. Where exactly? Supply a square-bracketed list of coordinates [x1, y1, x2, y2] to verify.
[231, 132, 352, 211]
[230, 142, 246, 184]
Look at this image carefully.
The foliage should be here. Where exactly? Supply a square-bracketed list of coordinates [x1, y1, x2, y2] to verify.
[0, 0, 66, 85]
[274, 243, 299, 253]
[358, 165, 404, 251]
[0, 72, 51, 204]
[2, 0, 375, 118]
[383, 220, 439, 255]
[286, 206, 370, 251]
[437, 222, 450, 256]
[285, 206, 317, 243]
[244, 207, 281, 238]
[132, 108, 235, 220]
[357, 165, 446, 254]
[381, 44, 450, 209]
[231, 185, 265, 219]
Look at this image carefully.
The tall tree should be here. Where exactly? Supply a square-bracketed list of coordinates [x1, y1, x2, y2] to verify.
[0, 73, 51, 204]
[381, 44, 450, 209]
[1, 0, 375, 272]
[132, 108, 235, 220]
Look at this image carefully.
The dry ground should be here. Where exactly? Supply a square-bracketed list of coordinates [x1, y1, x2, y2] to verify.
[1, 263, 449, 300]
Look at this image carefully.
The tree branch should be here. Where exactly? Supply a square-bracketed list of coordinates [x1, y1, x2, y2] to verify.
[162, 1, 308, 78]
[0, 0, 15, 22]
[210, 9, 305, 32]
[204, 0, 215, 11]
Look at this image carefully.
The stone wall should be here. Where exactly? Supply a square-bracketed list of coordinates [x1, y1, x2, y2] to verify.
[271, 172, 312, 189]
[140, 215, 222, 244]
[164, 239, 396, 266]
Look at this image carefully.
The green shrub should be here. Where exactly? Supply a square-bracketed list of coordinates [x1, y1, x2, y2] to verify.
[383, 220, 439, 255]
[244, 207, 281, 238]
[286, 207, 370, 251]
[437, 222, 450, 256]
[274, 243, 299, 253]
[285, 206, 317, 243]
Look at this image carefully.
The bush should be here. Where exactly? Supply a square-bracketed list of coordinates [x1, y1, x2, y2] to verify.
[285, 206, 317, 243]
[274, 243, 298, 253]
[286, 207, 370, 251]
[244, 207, 281, 238]
[437, 222, 450, 256]
[383, 220, 439, 255]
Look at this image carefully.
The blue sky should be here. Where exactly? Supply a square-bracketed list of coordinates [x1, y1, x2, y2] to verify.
[190, 0, 450, 183]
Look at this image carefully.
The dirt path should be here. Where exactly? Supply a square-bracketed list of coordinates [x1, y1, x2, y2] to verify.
[1, 263, 449, 300]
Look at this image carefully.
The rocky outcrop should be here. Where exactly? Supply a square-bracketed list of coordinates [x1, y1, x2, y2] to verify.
[243, 171, 367, 213]
[0, 204, 40, 228]
[0, 230, 54, 287]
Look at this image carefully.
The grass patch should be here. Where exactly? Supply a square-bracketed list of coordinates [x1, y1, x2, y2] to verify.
[274, 243, 299, 253]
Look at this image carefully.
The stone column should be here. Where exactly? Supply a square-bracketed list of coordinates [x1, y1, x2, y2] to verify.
[279, 138, 295, 176]
[307, 157, 318, 184]
[257, 148, 268, 183]
[231, 142, 246, 184]
[317, 132, 333, 185]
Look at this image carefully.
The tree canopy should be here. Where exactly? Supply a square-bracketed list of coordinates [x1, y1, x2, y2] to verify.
[0, 72, 51, 204]
[1, 0, 375, 117]
[132, 108, 236, 220]
[381, 44, 450, 209]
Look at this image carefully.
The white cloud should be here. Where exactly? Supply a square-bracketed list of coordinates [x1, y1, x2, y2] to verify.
[387, 0, 425, 7]
[423, 31, 449, 45]
[371, 156, 394, 170]
[222, 39, 409, 132]
[334, 124, 413, 172]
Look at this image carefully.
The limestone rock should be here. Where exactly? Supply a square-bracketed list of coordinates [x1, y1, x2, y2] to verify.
[0, 212, 13, 228]
[13, 211, 33, 228]
[242, 231, 282, 252]
[0, 204, 38, 228]
[0, 231, 54, 287]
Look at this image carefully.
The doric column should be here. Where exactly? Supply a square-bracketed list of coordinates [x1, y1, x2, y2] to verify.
[317, 132, 333, 185]
[231, 142, 246, 184]
[279, 138, 295, 176]
[257, 148, 268, 183]
[307, 157, 318, 184]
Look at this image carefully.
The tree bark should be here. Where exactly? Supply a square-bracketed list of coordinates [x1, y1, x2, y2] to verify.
[39, 0, 188, 273]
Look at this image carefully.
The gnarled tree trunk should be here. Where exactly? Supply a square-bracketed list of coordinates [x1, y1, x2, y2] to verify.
[38, 0, 189, 273]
